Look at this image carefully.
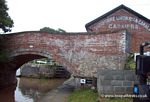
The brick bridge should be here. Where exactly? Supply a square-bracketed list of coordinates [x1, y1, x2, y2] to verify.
[0, 30, 127, 88]
[1, 4, 150, 88]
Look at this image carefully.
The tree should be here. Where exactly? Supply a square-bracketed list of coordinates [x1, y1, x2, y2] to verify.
[0, 0, 14, 33]
[0, 0, 13, 63]
[40, 27, 66, 33]
[57, 28, 66, 33]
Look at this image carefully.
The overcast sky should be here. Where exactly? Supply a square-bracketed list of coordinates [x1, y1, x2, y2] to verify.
[7, 0, 150, 33]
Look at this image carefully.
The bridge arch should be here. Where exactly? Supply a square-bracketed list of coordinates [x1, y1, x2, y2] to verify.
[0, 30, 131, 88]
[1, 31, 79, 76]
[10, 48, 73, 74]
[2, 31, 129, 78]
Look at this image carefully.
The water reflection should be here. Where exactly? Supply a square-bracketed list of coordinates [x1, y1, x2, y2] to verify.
[16, 77, 66, 102]
[0, 77, 67, 102]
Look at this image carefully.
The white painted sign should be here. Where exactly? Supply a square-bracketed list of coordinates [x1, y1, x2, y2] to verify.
[99, 16, 150, 31]
[108, 24, 139, 30]
[80, 79, 86, 84]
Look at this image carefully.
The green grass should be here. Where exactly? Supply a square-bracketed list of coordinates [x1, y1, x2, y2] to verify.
[67, 88, 133, 102]
[68, 88, 98, 102]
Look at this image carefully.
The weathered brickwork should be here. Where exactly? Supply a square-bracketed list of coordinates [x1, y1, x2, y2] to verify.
[84, 5, 150, 96]
[86, 9, 150, 52]
[1, 5, 149, 89]
[2, 31, 127, 77]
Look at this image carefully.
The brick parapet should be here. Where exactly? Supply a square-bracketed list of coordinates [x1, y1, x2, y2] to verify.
[2, 31, 127, 77]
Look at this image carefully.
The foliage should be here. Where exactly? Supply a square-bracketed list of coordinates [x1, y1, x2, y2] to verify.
[0, 0, 14, 33]
[68, 88, 98, 102]
[0, 36, 11, 63]
[124, 53, 136, 70]
[57, 28, 66, 33]
[40, 27, 66, 33]
[68, 88, 132, 102]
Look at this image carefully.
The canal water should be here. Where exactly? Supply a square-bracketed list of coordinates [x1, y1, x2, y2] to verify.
[16, 77, 67, 102]
[0, 77, 74, 102]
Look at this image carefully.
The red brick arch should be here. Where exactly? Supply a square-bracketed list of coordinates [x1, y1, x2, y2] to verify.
[10, 48, 74, 74]
[10, 40, 73, 73]
[2, 31, 127, 77]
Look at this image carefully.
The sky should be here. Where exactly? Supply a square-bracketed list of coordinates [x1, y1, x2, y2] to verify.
[6, 0, 150, 33]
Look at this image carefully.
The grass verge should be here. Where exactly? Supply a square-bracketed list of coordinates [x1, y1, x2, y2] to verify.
[67, 88, 98, 102]
[67, 88, 133, 102]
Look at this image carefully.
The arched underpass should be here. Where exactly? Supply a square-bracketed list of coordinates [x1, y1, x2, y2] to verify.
[15, 57, 72, 102]
[1, 52, 73, 102]
[18, 57, 71, 79]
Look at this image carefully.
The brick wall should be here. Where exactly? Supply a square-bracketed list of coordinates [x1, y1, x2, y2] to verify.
[87, 9, 150, 52]
[2, 30, 127, 77]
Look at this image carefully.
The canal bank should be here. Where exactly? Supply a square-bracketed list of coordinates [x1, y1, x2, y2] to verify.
[15, 62, 98, 102]
[20, 63, 71, 79]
